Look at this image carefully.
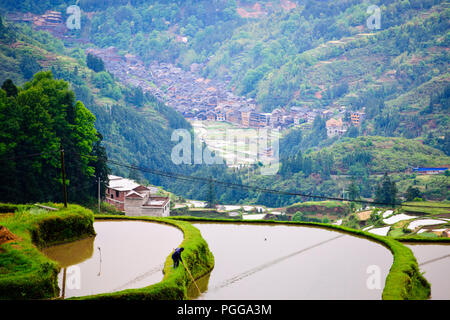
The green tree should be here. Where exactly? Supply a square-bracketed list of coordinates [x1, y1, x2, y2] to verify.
[374, 173, 398, 206]
[292, 211, 304, 222]
[312, 115, 327, 142]
[1, 79, 18, 97]
[86, 53, 105, 72]
[128, 165, 143, 183]
[405, 186, 423, 201]
[0, 72, 108, 204]
[347, 125, 359, 138]
[207, 176, 216, 208]
[19, 51, 41, 80]
[347, 177, 360, 201]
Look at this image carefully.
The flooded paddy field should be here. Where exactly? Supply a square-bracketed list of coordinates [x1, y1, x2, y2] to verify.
[405, 243, 450, 300]
[41, 220, 183, 298]
[193, 223, 393, 300]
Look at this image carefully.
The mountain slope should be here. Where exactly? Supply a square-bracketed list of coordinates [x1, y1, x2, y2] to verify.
[0, 20, 224, 192]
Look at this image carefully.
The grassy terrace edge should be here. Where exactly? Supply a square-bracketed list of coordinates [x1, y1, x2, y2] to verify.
[169, 216, 432, 300]
[0, 203, 96, 299]
[71, 215, 215, 300]
[0, 205, 436, 300]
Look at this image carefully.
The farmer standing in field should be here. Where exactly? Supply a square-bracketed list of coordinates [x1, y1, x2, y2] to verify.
[172, 247, 184, 268]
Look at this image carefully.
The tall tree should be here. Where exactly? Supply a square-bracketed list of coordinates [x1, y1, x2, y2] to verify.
[347, 177, 360, 201]
[86, 53, 105, 72]
[0, 72, 108, 204]
[374, 173, 398, 206]
[312, 115, 327, 142]
[405, 186, 423, 201]
[1, 79, 18, 97]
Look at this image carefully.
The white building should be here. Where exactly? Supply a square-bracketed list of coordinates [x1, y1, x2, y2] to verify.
[106, 175, 169, 217]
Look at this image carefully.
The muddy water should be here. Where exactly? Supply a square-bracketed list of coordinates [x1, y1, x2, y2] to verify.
[41, 220, 183, 299]
[406, 243, 450, 300]
[193, 223, 393, 300]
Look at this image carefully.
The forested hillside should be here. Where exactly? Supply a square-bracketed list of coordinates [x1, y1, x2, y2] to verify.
[0, 19, 230, 203]
[0, 0, 448, 207]
[0, 71, 108, 204]
[25, 0, 447, 149]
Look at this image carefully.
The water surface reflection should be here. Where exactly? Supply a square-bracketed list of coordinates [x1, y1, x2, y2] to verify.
[193, 223, 393, 300]
[406, 243, 450, 300]
[41, 220, 183, 298]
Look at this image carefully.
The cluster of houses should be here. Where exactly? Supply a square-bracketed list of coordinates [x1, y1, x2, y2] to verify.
[7, 10, 66, 37]
[325, 109, 366, 138]
[105, 175, 171, 217]
[86, 47, 261, 121]
[86, 47, 367, 134]
[201, 105, 365, 133]
[6, 11, 89, 44]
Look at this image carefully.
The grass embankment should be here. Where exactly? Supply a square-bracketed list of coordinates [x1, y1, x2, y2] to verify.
[72, 215, 214, 300]
[401, 201, 450, 216]
[286, 200, 351, 216]
[172, 207, 241, 220]
[0, 203, 95, 299]
[171, 216, 431, 300]
[392, 201, 450, 241]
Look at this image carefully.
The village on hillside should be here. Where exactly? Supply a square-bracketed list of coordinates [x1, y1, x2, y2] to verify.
[7, 9, 366, 139]
[86, 46, 366, 137]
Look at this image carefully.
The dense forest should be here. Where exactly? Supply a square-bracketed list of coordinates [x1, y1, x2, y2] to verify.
[0, 72, 108, 204]
[0, 0, 448, 207]
[0, 18, 236, 205]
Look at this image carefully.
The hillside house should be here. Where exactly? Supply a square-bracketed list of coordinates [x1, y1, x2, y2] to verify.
[140, 196, 171, 217]
[350, 111, 366, 126]
[206, 111, 216, 121]
[259, 113, 272, 127]
[326, 118, 346, 137]
[227, 110, 242, 124]
[106, 175, 169, 217]
[241, 109, 252, 127]
[443, 229, 450, 238]
[270, 109, 282, 127]
[412, 167, 449, 175]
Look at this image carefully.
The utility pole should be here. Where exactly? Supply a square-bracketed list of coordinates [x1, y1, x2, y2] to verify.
[207, 176, 215, 209]
[60, 146, 68, 208]
[98, 176, 101, 213]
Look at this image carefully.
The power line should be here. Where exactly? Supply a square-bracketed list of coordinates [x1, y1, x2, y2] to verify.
[0, 150, 59, 161]
[105, 159, 450, 209]
[105, 159, 402, 207]
[6, 149, 447, 209]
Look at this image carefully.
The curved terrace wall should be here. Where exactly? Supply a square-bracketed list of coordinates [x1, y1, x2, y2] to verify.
[72, 215, 215, 300]
[0, 205, 435, 300]
[0, 203, 96, 299]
